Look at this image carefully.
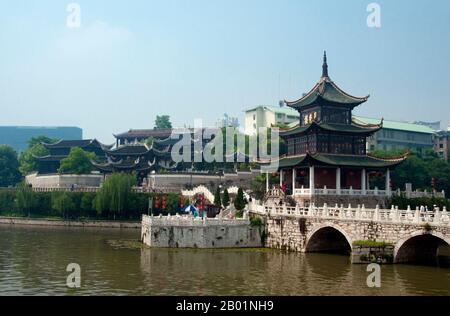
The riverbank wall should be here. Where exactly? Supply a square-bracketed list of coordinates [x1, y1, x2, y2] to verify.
[141, 214, 263, 248]
[0, 216, 141, 229]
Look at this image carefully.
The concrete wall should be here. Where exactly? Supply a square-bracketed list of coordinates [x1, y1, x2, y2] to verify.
[26, 173, 103, 189]
[148, 170, 259, 192]
[141, 215, 263, 249]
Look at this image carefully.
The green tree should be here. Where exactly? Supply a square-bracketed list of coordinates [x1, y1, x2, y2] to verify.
[15, 182, 35, 217]
[154, 115, 172, 129]
[80, 192, 96, 216]
[19, 143, 49, 175]
[0, 145, 21, 187]
[94, 173, 136, 219]
[51, 191, 76, 219]
[58, 147, 96, 175]
[222, 188, 230, 208]
[234, 188, 246, 211]
[214, 187, 222, 207]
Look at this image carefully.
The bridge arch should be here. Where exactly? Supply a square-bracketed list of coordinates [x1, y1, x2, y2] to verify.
[305, 223, 353, 254]
[395, 231, 450, 265]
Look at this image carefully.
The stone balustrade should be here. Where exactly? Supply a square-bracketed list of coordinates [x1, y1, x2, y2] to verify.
[142, 214, 250, 227]
[31, 186, 148, 193]
[249, 201, 450, 227]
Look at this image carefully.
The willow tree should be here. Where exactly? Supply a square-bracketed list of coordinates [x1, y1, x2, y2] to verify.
[95, 173, 136, 220]
[16, 182, 35, 217]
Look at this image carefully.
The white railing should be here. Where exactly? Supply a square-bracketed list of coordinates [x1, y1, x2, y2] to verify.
[31, 186, 148, 193]
[248, 201, 450, 227]
[292, 186, 389, 197]
[290, 186, 445, 199]
[181, 185, 215, 203]
[142, 214, 250, 227]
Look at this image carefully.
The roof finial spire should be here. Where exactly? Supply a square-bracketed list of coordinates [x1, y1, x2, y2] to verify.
[322, 51, 329, 78]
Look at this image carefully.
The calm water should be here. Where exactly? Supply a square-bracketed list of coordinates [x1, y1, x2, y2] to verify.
[0, 225, 449, 296]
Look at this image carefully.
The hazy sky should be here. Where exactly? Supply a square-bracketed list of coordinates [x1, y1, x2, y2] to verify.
[1, 0, 449, 143]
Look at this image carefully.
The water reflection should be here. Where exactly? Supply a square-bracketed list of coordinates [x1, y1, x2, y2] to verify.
[0, 225, 449, 296]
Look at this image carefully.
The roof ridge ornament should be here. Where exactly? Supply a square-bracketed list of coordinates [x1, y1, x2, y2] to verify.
[322, 51, 329, 78]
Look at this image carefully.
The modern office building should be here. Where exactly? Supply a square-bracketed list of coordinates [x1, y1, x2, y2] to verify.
[0, 126, 82, 153]
[354, 117, 435, 154]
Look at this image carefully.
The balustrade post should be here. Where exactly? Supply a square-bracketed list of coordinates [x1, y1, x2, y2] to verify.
[356, 205, 361, 219]
[340, 204, 345, 218]
[434, 208, 440, 224]
[324, 203, 328, 217]
[415, 207, 421, 224]
[374, 205, 379, 221]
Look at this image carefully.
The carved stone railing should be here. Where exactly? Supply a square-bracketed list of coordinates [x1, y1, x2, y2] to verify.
[31, 186, 148, 193]
[248, 201, 450, 227]
[142, 214, 250, 227]
[292, 186, 389, 197]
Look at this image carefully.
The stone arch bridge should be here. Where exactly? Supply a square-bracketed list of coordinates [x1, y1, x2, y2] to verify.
[249, 202, 450, 265]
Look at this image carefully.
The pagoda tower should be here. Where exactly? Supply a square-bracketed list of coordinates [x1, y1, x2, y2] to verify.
[271, 52, 407, 207]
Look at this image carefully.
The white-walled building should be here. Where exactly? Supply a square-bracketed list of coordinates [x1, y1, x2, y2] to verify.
[244, 105, 299, 136]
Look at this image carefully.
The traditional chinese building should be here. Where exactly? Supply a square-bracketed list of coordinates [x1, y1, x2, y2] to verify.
[34, 139, 112, 174]
[270, 52, 407, 207]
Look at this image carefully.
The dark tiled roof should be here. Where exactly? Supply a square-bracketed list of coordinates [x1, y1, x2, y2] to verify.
[285, 77, 369, 109]
[105, 145, 152, 155]
[42, 139, 112, 150]
[33, 155, 66, 162]
[274, 153, 406, 169]
[280, 121, 381, 137]
[114, 129, 173, 139]
[92, 158, 155, 172]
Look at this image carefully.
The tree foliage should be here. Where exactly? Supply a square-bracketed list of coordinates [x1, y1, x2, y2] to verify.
[154, 115, 172, 129]
[19, 144, 49, 175]
[370, 150, 450, 194]
[15, 182, 35, 216]
[94, 173, 137, 219]
[0, 145, 21, 187]
[234, 188, 246, 211]
[58, 147, 96, 175]
[214, 187, 222, 207]
[222, 188, 230, 208]
[51, 191, 76, 219]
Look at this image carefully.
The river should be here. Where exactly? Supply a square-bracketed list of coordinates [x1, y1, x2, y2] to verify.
[0, 225, 449, 296]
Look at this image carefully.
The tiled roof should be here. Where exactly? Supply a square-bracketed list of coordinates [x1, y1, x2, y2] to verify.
[280, 121, 381, 137]
[354, 116, 435, 134]
[114, 129, 173, 139]
[286, 77, 369, 109]
[274, 153, 406, 169]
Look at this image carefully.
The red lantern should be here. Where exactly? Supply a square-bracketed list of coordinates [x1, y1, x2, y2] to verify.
[162, 196, 166, 210]
[155, 196, 159, 209]
[300, 171, 306, 177]
[282, 183, 286, 193]
[199, 195, 204, 211]
[180, 195, 185, 209]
